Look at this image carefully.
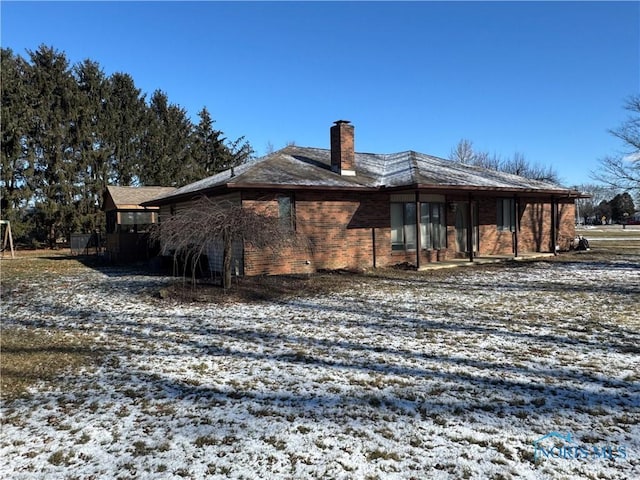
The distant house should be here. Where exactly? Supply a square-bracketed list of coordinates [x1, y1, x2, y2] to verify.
[144, 121, 583, 276]
[103, 185, 175, 263]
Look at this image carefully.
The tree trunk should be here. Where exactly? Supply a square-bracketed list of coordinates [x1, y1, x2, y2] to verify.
[222, 233, 232, 290]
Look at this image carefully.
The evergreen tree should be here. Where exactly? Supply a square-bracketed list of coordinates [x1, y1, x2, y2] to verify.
[140, 90, 196, 186]
[0, 49, 33, 241]
[26, 45, 80, 245]
[73, 59, 110, 232]
[104, 72, 147, 186]
[191, 107, 230, 176]
[609, 192, 635, 223]
[0, 45, 254, 244]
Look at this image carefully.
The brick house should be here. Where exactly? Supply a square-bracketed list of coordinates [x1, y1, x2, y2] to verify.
[145, 121, 581, 275]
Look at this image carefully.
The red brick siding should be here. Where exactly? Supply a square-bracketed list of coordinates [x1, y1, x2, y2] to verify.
[475, 196, 576, 255]
[239, 191, 576, 275]
[557, 200, 576, 250]
[242, 191, 385, 275]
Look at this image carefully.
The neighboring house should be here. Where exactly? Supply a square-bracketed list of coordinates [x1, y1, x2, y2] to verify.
[144, 121, 583, 276]
[103, 185, 175, 263]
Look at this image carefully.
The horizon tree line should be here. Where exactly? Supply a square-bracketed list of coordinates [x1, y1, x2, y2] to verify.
[1, 45, 253, 246]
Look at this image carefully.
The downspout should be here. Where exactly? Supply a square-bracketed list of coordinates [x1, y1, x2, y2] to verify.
[513, 195, 519, 258]
[467, 193, 474, 262]
[415, 191, 421, 269]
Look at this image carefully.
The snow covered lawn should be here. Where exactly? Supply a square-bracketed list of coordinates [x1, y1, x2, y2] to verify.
[2, 253, 639, 479]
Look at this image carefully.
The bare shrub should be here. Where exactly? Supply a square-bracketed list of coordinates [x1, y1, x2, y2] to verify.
[150, 196, 306, 289]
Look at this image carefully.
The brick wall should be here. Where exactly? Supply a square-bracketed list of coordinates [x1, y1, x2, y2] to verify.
[240, 191, 576, 275]
[242, 191, 387, 275]
[475, 196, 576, 256]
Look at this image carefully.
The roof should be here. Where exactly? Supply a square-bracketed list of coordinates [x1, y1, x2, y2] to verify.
[145, 146, 582, 205]
[105, 186, 176, 210]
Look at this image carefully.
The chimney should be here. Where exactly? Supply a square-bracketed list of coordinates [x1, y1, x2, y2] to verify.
[330, 120, 356, 176]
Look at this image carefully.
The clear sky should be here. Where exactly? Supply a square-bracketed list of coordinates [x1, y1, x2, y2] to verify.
[2, 1, 638, 187]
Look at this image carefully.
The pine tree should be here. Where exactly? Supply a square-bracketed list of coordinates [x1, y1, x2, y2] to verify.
[73, 59, 110, 232]
[610, 192, 635, 223]
[26, 45, 81, 245]
[104, 72, 147, 186]
[1, 46, 254, 244]
[1, 49, 34, 241]
[139, 90, 196, 186]
[191, 107, 228, 175]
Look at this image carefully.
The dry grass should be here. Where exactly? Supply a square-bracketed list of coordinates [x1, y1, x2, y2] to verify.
[576, 225, 640, 254]
[161, 271, 349, 303]
[1, 250, 105, 401]
[1, 239, 636, 403]
[1, 250, 87, 288]
[1, 327, 101, 401]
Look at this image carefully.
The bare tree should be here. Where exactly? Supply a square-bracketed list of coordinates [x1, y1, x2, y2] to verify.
[610, 95, 640, 151]
[151, 196, 305, 289]
[501, 152, 561, 184]
[472, 150, 502, 171]
[449, 139, 560, 184]
[592, 95, 640, 199]
[449, 139, 475, 164]
[593, 155, 640, 196]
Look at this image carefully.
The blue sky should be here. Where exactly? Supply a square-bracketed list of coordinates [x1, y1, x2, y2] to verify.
[2, 1, 638, 187]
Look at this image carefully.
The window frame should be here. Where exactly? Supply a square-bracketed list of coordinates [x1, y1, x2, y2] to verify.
[277, 194, 295, 231]
[420, 202, 446, 250]
[497, 198, 516, 232]
[390, 202, 417, 251]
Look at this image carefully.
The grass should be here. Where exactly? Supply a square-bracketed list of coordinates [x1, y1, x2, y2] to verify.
[576, 225, 640, 254]
[0, 238, 636, 404]
[1, 326, 101, 401]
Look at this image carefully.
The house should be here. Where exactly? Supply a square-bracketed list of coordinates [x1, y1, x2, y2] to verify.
[103, 185, 175, 263]
[144, 121, 583, 276]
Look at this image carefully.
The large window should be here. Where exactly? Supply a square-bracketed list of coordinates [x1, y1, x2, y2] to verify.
[497, 198, 516, 231]
[391, 202, 417, 251]
[420, 202, 446, 250]
[113, 211, 155, 233]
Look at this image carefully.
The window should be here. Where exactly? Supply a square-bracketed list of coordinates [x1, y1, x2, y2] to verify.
[391, 202, 417, 251]
[278, 195, 295, 230]
[497, 198, 516, 231]
[420, 202, 446, 249]
[119, 211, 155, 233]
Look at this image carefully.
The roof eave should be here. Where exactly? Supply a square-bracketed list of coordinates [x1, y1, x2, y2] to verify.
[141, 184, 232, 206]
[225, 182, 379, 192]
[384, 183, 584, 198]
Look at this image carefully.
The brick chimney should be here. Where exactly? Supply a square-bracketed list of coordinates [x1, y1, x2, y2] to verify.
[330, 120, 356, 176]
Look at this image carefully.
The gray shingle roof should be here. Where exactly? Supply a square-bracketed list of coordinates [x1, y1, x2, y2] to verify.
[146, 146, 575, 205]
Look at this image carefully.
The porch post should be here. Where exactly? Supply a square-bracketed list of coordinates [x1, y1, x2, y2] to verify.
[513, 195, 519, 258]
[415, 191, 421, 269]
[467, 193, 474, 262]
[551, 197, 558, 255]
[371, 228, 376, 268]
